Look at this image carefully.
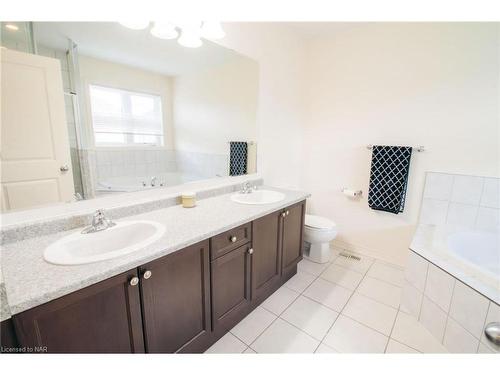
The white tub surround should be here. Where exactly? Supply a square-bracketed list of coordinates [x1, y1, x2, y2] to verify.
[410, 225, 499, 304]
[402, 251, 499, 353]
[402, 172, 500, 353]
[0, 174, 262, 244]
[1, 186, 309, 318]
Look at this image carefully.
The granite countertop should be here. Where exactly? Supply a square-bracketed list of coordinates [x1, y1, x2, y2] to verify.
[1, 186, 309, 319]
[0, 269, 12, 321]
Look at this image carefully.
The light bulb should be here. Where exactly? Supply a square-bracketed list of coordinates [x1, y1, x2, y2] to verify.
[150, 22, 178, 39]
[201, 21, 225, 39]
[5, 24, 19, 31]
[178, 28, 202, 48]
[119, 21, 150, 30]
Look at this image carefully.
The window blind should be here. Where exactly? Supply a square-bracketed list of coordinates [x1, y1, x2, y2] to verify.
[89, 85, 164, 146]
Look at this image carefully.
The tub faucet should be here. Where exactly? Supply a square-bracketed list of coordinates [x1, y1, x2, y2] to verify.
[151, 176, 158, 187]
[82, 209, 116, 234]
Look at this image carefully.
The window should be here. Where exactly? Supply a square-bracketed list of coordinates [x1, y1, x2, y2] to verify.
[89, 85, 164, 146]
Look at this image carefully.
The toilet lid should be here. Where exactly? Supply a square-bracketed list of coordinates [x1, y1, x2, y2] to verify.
[305, 214, 336, 230]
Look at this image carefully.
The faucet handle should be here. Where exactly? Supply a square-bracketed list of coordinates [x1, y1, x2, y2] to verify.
[91, 209, 105, 224]
[95, 209, 106, 217]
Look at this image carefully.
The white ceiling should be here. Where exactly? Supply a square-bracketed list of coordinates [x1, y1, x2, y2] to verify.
[33, 22, 245, 77]
[282, 22, 368, 38]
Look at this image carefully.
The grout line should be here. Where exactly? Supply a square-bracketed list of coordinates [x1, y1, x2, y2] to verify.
[372, 258, 405, 271]
[388, 337, 423, 354]
[336, 262, 398, 339]
[251, 255, 339, 352]
[355, 280, 402, 310]
[316, 261, 387, 353]
[440, 279, 456, 345]
[477, 302, 493, 353]
[364, 274, 404, 289]
[329, 257, 374, 276]
[229, 331, 252, 352]
[384, 301, 401, 353]
[241, 308, 279, 353]
[248, 286, 303, 349]
[302, 258, 403, 335]
[416, 261, 430, 320]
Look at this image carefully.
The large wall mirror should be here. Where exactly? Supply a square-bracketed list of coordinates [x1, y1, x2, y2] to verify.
[0, 22, 259, 212]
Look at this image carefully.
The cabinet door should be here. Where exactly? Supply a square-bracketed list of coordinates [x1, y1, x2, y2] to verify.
[140, 240, 212, 353]
[1, 319, 19, 351]
[211, 243, 252, 334]
[251, 211, 283, 304]
[13, 270, 144, 353]
[281, 201, 306, 277]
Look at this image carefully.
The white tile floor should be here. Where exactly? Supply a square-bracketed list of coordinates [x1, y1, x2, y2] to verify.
[206, 248, 448, 353]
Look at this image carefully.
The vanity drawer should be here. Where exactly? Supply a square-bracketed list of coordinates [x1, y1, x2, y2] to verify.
[210, 223, 252, 260]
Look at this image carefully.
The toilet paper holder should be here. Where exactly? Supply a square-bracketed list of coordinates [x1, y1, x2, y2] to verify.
[341, 188, 363, 198]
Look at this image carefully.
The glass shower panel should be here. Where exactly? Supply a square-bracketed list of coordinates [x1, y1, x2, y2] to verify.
[0, 22, 35, 53]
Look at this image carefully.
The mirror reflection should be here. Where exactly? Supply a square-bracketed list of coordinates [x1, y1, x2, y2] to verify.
[1, 22, 258, 212]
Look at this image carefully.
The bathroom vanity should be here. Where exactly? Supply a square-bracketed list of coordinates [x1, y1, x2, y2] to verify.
[0, 187, 307, 353]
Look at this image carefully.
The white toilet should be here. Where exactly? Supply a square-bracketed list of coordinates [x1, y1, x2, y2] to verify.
[303, 214, 337, 264]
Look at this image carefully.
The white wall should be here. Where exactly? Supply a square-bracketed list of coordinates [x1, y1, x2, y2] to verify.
[172, 54, 258, 155]
[217, 23, 307, 189]
[302, 23, 499, 265]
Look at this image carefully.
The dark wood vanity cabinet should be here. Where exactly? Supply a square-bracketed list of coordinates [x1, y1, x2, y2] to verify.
[1, 319, 19, 351]
[10, 200, 306, 353]
[251, 210, 283, 304]
[281, 202, 306, 278]
[210, 243, 252, 335]
[13, 269, 145, 353]
[139, 240, 212, 353]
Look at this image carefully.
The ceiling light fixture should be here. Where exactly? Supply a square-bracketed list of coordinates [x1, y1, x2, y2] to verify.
[177, 27, 203, 48]
[150, 22, 178, 40]
[118, 21, 225, 48]
[119, 21, 150, 30]
[200, 22, 225, 40]
[5, 24, 19, 31]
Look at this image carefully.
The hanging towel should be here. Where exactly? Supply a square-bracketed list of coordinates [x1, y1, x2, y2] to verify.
[229, 141, 248, 176]
[368, 145, 412, 214]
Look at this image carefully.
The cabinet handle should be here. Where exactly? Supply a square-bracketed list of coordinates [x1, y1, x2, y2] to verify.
[230, 236, 237, 243]
[143, 270, 152, 279]
[129, 277, 139, 286]
[286, 210, 290, 216]
[281, 212, 286, 218]
[248, 248, 254, 255]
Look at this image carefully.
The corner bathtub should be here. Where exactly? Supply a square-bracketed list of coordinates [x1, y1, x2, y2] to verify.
[410, 225, 500, 304]
[96, 173, 203, 194]
[447, 231, 499, 282]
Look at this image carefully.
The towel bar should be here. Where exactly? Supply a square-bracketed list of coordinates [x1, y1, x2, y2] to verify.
[366, 144, 425, 152]
[228, 141, 255, 145]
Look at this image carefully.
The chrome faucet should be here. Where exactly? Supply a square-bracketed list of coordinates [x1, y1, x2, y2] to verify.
[240, 181, 253, 194]
[82, 209, 116, 234]
[151, 176, 158, 187]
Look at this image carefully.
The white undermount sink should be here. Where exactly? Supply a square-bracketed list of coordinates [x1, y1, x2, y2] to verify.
[44, 220, 166, 265]
[230, 189, 285, 205]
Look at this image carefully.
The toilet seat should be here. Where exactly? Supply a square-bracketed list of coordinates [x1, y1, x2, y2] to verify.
[305, 214, 336, 231]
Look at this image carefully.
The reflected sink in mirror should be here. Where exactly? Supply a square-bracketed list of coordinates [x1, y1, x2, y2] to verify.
[44, 220, 166, 265]
[230, 190, 285, 205]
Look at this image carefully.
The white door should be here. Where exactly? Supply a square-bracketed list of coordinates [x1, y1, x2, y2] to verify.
[1, 49, 75, 211]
